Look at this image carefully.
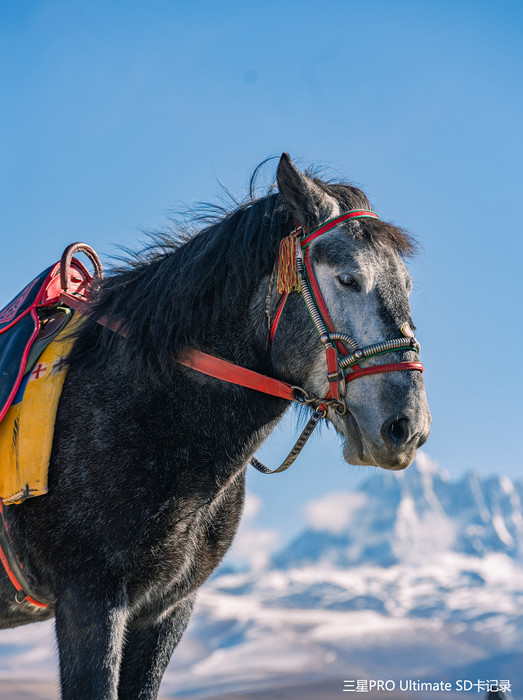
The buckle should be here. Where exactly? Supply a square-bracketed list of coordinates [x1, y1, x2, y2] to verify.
[327, 370, 343, 383]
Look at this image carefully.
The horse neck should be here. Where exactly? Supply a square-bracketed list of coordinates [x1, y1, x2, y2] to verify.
[166, 267, 293, 467]
[196, 278, 272, 373]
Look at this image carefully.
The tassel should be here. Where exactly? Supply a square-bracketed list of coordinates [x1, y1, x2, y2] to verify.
[277, 234, 301, 294]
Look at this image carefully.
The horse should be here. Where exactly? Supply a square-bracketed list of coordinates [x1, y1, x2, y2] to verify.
[0, 153, 431, 699]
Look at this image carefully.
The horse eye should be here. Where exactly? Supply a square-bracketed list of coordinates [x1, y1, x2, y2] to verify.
[337, 274, 361, 292]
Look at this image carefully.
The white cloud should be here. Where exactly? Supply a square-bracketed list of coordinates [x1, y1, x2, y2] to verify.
[303, 491, 368, 534]
[226, 492, 280, 571]
[242, 491, 262, 520]
[229, 528, 280, 572]
[415, 450, 450, 480]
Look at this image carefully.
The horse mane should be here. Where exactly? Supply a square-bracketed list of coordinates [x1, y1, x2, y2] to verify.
[66, 164, 415, 382]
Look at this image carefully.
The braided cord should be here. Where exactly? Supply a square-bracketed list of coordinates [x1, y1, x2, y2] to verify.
[250, 409, 324, 474]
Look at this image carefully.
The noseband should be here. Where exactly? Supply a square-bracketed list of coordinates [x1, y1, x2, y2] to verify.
[268, 210, 423, 416]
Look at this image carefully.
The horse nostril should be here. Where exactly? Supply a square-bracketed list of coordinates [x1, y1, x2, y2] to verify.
[381, 416, 411, 447]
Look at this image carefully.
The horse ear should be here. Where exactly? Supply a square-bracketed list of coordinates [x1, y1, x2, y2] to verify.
[276, 153, 335, 227]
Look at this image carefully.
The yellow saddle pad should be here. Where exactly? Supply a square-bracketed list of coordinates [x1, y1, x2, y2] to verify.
[0, 324, 74, 505]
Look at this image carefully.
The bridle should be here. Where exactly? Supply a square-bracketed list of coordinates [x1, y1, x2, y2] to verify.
[60, 210, 424, 475]
[267, 210, 423, 414]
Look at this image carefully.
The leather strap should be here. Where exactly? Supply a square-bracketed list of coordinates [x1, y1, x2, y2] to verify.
[271, 217, 424, 390]
[0, 502, 51, 608]
[301, 210, 380, 248]
[60, 243, 103, 293]
[177, 349, 297, 402]
[269, 293, 287, 343]
[303, 250, 350, 358]
[249, 408, 324, 474]
[346, 361, 424, 383]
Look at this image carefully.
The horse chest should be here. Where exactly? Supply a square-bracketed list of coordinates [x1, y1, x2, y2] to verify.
[127, 478, 245, 606]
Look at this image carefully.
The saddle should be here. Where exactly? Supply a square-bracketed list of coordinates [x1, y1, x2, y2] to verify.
[0, 244, 103, 607]
[0, 243, 103, 424]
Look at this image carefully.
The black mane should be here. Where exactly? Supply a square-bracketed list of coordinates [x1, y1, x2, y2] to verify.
[67, 169, 414, 382]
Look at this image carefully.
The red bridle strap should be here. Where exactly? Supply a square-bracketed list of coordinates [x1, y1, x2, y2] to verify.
[301, 210, 380, 248]
[175, 349, 298, 402]
[270, 209, 379, 346]
[269, 293, 288, 344]
[302, 247, 423, 383]
[346, 362, 424, 383]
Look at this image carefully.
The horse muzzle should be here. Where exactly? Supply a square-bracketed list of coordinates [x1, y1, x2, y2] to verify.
[339, 404, 431, 471]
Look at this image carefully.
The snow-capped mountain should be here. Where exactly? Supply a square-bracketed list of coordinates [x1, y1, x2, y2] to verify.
[274, 453, 523, 569]
[165, 552, 522, 699]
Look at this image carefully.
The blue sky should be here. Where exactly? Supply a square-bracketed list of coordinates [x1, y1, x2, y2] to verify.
[1, 1, 522, 541]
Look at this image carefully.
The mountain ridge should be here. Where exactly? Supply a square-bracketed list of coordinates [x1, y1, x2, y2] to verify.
[272, 454, 523, 570]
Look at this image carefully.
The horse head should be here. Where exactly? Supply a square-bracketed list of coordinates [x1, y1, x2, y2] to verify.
[270, 154, 431, 470]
